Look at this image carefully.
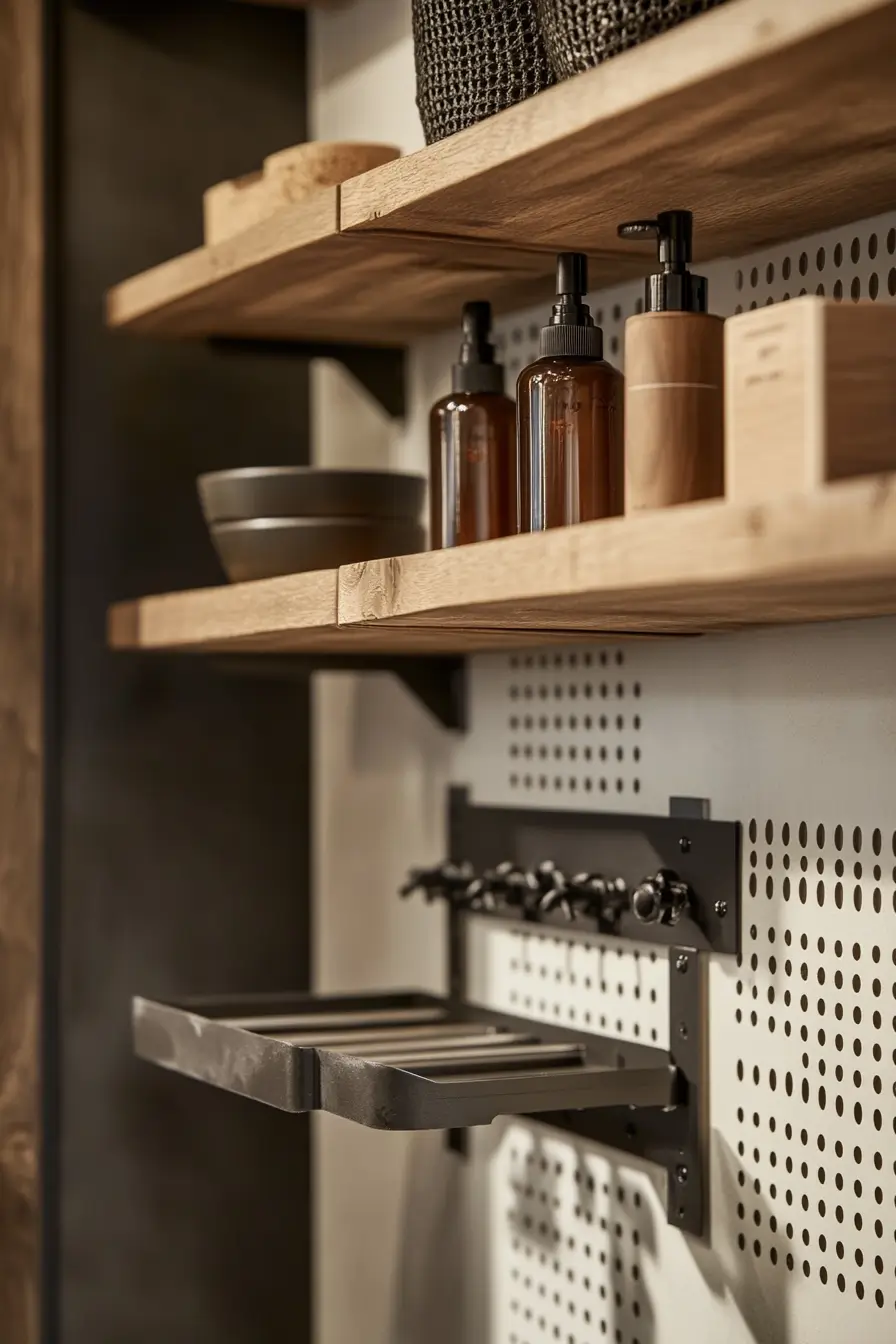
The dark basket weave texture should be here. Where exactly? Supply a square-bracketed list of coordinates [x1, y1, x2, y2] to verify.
[412, 0, 555, 144]
[536, 0, 730, 80]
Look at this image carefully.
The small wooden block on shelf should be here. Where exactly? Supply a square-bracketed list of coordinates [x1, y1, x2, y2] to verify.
[203, 142, 400, 246]
[726, 298, 896, 504]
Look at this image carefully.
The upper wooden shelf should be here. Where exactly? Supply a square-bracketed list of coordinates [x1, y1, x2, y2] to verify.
[106, 0, 896, 345]
[342, 0, 896, 261]
[105, 187, 563, 345]
[108, 475, 896, 655]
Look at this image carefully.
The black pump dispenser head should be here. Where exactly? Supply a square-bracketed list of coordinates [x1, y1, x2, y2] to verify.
[452, 300, 505, 395]
[539, 252, 602, 359]
[617, 210, 708, 313]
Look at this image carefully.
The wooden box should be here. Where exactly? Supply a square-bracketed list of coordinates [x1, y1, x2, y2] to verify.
[725, 296, 896, 504]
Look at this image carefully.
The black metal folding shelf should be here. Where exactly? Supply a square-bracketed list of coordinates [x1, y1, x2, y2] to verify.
[133, 989, 677, 1129]
[133, 791, 740, 1235]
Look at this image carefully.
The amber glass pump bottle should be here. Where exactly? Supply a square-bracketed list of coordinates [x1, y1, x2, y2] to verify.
[517, 253, 623, 531]
[429, 301, 516, 548]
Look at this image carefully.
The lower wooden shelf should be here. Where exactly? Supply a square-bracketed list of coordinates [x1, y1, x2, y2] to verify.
[107, 474, 896, 655]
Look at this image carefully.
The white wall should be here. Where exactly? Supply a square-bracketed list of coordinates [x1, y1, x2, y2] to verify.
[307, 6, 470, 1343]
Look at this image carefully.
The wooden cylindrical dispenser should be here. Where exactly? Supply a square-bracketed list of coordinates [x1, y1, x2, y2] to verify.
[617, 211, 724, 512]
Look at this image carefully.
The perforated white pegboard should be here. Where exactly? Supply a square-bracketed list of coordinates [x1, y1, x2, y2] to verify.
[472, 645, 648, 809]
[496, 1124, 662, 1344]
[454, 610, 896, 1344]
[467, 921, 670, 1049]
[455, 615, 896, 1344]
[732, 817, 896, 1310]
[493, 209, 896, 380]
[405, 211, 896, 1344]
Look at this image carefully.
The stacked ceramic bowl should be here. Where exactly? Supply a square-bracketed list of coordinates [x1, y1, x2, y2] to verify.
[198, 467, 427, 583]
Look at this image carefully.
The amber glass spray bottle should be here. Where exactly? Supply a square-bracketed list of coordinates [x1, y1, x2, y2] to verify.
[517, 253, 623, 531]
[429, 301, 517, 548]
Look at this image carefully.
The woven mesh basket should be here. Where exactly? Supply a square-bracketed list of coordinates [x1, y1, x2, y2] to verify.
[412, 0, 555, 145]
[536, 0, 730, 80]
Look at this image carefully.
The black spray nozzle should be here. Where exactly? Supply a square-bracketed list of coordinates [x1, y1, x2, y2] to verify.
[539, 251, 601, 359]
[557, 251, 588, 298]
[452, 300, 505, 394]
[617, 209, 707, 313]
[548, 251, 594, 327]
[618, 210, 693, 269]
[458, 300, 495, 364]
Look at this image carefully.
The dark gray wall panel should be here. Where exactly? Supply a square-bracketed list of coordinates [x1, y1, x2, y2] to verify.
[53, 3, 313, 1339]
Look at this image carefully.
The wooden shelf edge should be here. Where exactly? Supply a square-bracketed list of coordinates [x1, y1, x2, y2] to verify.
[108, 567, 340, 652]
[105, 188, 340, 335]
[338, 476, 896, 633]
[107, 475, 896, 657]
[106, 567, 579, 654]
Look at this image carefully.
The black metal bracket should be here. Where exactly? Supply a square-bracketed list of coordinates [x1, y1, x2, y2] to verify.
[536, 942, 704, 1235]
[211, 654, 466, 731]
[208, 338, 406, 420]
[431, 788, 741, 1237]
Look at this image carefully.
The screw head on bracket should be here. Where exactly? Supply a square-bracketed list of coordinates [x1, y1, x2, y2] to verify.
[714, 899, 728, 918]
[632, 869, 691, 927]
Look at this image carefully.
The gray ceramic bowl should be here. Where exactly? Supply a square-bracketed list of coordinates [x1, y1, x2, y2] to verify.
[198, 467, 425, 525]
[210, 516, 426, 583]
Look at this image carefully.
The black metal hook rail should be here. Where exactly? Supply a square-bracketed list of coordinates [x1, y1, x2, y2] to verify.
[403, 789, 741, 954]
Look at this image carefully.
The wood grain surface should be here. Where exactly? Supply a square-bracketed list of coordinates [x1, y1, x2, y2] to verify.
[203, 142, 400, 245]
[107, 571, 590, 653]
[726, 299, 896, 502]
[0, 0, 42, 1336]
[106, 182, 634, 344]
[108, 476, 896, 652]
[338, 475, 896, 634]
[624, 312, 724, 511]
[342, 0, 896, 260]
[108, 568, 341, 652]
[104, 0, 896, 346]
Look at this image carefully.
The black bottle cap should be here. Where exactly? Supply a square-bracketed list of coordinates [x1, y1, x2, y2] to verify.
[617, 210, 709, 313]
[539, 252, 602, 359]
[451, 301, 505, 395]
